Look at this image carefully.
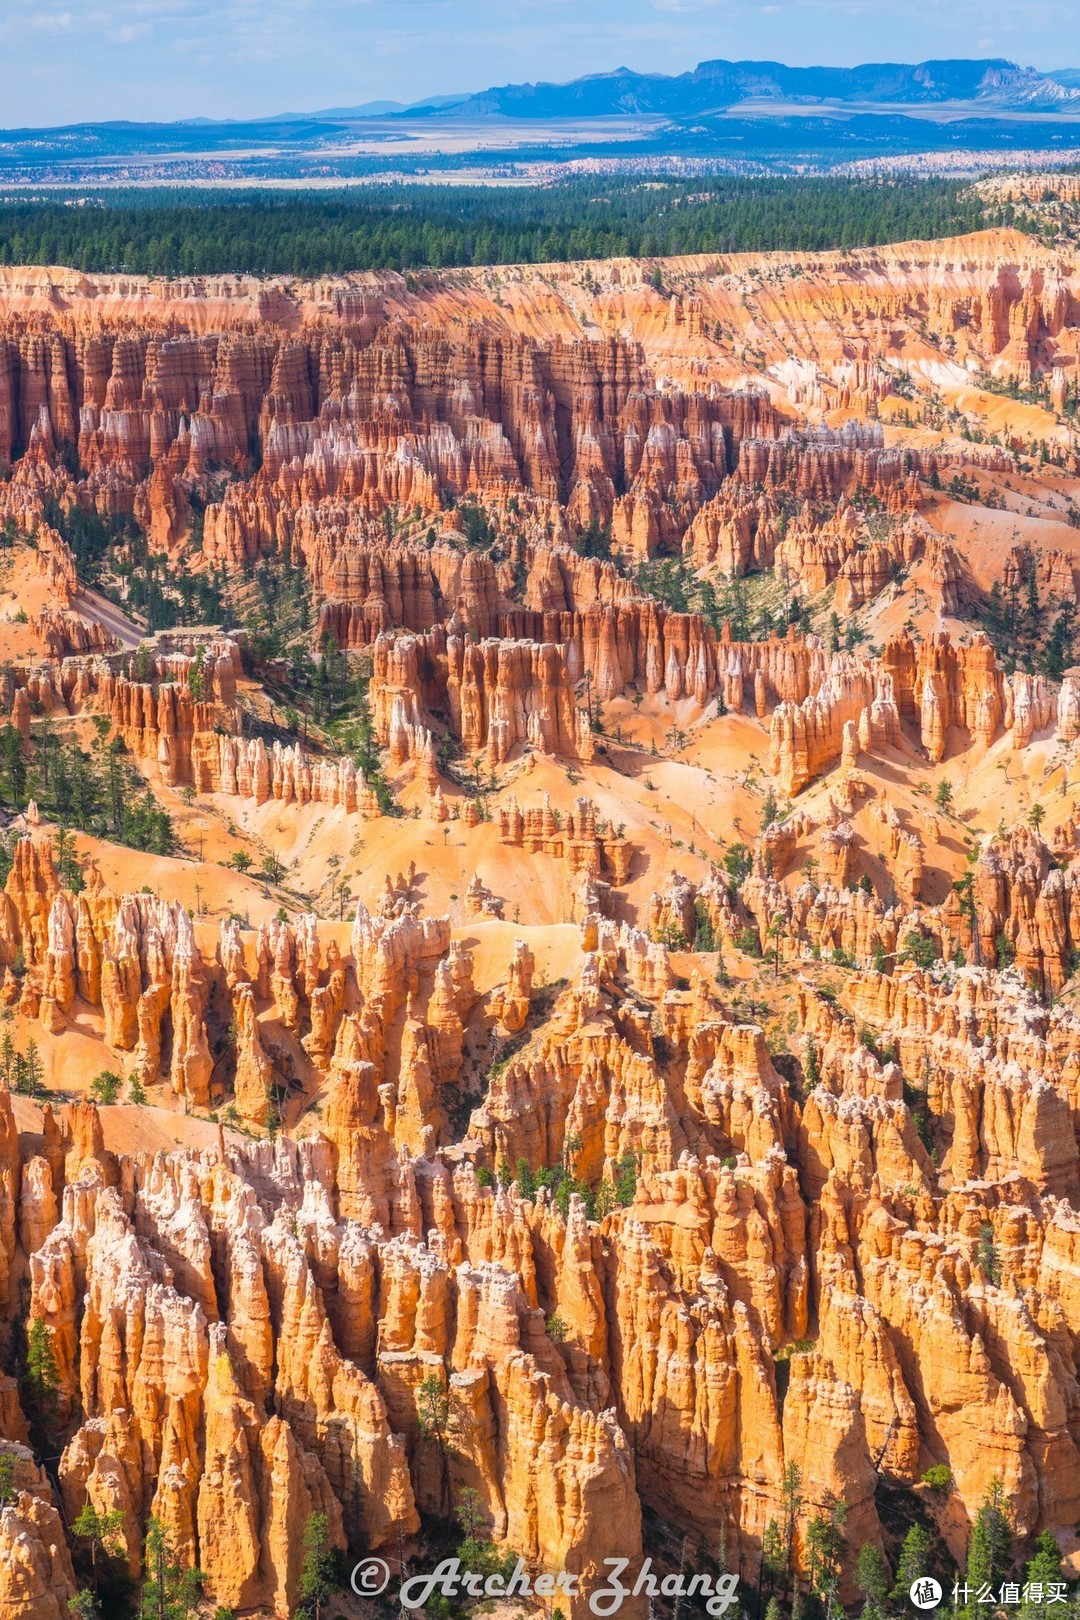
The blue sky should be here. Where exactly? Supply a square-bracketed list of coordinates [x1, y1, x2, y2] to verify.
[3, 0, 1077, 126]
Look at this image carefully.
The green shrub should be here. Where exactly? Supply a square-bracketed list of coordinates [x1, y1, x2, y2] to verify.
[89, 1070, 123, 1106]
[900, 930, 938, 969]
[734, 926, 762, 959]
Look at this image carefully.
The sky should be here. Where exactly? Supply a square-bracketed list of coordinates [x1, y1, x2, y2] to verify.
[2, 0, 1078, 127]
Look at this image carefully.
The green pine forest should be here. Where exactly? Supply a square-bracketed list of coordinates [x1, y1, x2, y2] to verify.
[0, 178, 1013, 277]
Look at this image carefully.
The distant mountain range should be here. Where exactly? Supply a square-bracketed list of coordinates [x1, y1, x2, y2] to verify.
[2, 56, 1080, 181]
[300, 58, 1080, 122]
[271, 94, 467, 122]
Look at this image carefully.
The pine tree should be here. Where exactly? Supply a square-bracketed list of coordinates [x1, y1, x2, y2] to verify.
[22, 1317, 60, 1445]
[693, 898, 715, 952]
[416, 1373, 453, 1518]
[296, 1512, 336, 1620]
[965, 1481, 1011, 1607]
[1021, 1531, 1061, 1618]
[89, 1070, 122, 1106]
[977, 1224, 1002, 1286]
[23, 1040, 44, 1099]
[105, 738, 126, 832]
[456, 1486, 489, 1541]
[615, 1152, 638, 1207]
[891, 1523, 930, 1602]
[779, 1462, 803, 1577]
[593, 1177, 617, 1218]
[0, 1447, 16, 1504]
[855, 1543, 891, 1617]
[805, 1494, 848, 1615]
[762, 1519, 785, 1585]
[53, 826, 83, 891]
[72, 1503, 124, 1595]
[0, 726, 26, 806]
[140, 1516, 202, 1620]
